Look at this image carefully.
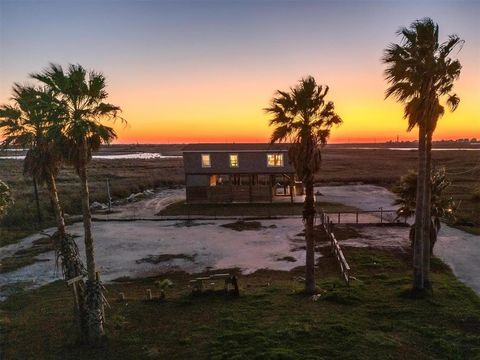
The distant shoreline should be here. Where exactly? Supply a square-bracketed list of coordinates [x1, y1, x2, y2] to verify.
[1, 141, 480, 159]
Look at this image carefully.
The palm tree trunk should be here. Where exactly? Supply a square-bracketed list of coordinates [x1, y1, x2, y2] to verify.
[46, 172, 88, 335]
[46, 173, 66, 236]
[422, 130, 433, 288]
[413, 124, 426, 290]
[78, 145, 104, 342]
[46, 172, 82, 278]
[304, 178, 316, 294]
[79, 165, 96, 282]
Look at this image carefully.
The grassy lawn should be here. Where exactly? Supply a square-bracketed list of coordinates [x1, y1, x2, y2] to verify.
[2, 246, 479, 359]
[0, 228, 37, 248]
[158, 201, 357, 217]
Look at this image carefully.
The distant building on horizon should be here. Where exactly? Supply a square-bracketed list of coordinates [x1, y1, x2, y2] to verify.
[182, 143, 303, 204]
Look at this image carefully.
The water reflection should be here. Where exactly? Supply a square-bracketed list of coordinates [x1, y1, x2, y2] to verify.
[0, 152, 182, 160]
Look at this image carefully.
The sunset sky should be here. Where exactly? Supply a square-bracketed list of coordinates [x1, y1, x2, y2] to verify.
[0, 0, 478, 144]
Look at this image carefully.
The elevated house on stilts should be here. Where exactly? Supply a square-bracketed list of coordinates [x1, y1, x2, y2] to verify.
[182, 143, 303, 204]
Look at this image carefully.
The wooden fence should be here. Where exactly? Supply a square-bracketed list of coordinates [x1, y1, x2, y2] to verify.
[319, 211, 351, 285]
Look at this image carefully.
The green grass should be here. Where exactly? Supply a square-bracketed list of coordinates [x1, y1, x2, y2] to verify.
[2, 248, 479, 360]
[159, 201, 357, 217]
[0, 228, 36, 247]
[0, 236, 54, 273]
[452, 225, 480, 236]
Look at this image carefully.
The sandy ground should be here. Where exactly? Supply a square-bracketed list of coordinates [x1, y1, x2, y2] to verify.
[0, 219, 306, 300]
[95, 188, 186, 220]
[1, 184, 479, 300]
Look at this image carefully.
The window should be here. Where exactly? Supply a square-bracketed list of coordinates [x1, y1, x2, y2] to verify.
[201, 154, 211, 168]
[267, 153, 284, 167]
[209, 175, 217, 186]
[229, 154, 239, 168]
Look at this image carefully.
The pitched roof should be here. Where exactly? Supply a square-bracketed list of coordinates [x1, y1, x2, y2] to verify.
[182, 143, 291, 152]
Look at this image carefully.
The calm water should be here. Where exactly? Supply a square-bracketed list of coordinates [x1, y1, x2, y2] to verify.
[2, 147, 479, 160]
[0, 152, 182, 160]
[336, 147, 480, 151]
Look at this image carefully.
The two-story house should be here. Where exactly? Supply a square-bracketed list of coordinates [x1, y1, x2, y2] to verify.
[182, 143, 303, 203]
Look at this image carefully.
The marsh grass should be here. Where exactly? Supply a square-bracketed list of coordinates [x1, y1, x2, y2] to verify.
[0, 155, 184, 246]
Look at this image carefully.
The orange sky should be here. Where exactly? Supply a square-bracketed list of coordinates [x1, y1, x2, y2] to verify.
[110, 61, 479, 144]
[1, 1, 479, 144]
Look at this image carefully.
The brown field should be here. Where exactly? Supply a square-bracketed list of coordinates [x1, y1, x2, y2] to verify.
[0, 144, 479, 245]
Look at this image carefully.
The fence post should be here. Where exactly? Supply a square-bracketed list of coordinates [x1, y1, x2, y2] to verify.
[356, 211, 359, 224]
[106, 178, 112, 212]
[338, 212, 341, 224]
[380, 207, 383, 223]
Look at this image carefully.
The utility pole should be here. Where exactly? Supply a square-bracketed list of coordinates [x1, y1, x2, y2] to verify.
[106, 178, 112, 211]
[33, 178, 42, 223]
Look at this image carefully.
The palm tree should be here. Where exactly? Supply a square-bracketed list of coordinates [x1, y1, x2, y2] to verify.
[0, 179, 12, 216]
[393, 168, 456, 254]
[265, 76, 342, 294]
[383, 18, 463, 290]
[0, 85, 85, 279]
[32, 63, 124, 342]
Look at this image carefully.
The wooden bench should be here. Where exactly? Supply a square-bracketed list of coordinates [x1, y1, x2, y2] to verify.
[190, 273, 239, 296]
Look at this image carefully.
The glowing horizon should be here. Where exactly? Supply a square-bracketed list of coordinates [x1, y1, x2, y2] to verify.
[1, 1, 478, 144]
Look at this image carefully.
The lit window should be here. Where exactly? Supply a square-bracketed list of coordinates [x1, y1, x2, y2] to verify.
[229, 154, 239, 168]
[209, 175, 217, 186]
[267, 153, 284, 167]
[201, 154, 211, 168]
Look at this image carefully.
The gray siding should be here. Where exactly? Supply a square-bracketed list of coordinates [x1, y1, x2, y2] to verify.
[183, 151, 294, 174]
[186, 174, 210, 186]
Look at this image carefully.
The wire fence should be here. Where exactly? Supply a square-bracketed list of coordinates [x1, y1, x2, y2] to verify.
[321, 208, 404, 225]
[92, 204, 403, 225]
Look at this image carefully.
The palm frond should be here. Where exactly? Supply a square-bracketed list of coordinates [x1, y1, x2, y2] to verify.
[383, 18, 463, 134]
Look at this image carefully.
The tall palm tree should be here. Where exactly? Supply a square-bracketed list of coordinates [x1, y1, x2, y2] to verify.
[393, 168, 456, 254]
[265, 76, 342, 294]
[32, 63, 124, 342]
[383, 18, 463, 290]
[0, 84, 85, 280]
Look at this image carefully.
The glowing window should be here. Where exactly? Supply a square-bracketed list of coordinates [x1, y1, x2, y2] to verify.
[209, 175, 217, 186]
[229, 154, 239, 168]
[201, 154, 211, 168]
[267, 153, 284, 167]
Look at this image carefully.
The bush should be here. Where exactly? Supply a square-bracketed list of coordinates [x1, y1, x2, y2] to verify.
[0, 197, 53, 229]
